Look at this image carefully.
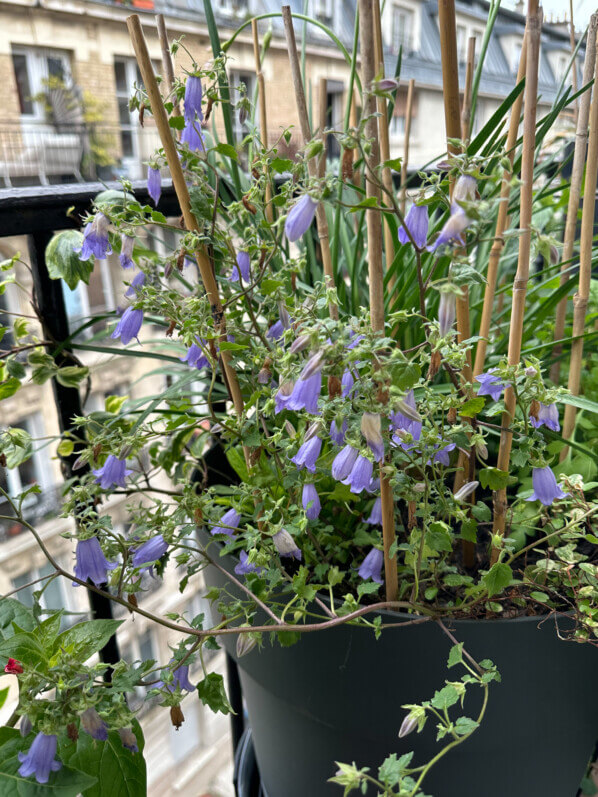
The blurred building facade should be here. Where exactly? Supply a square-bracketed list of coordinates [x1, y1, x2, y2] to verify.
[0, 0, 583, 187]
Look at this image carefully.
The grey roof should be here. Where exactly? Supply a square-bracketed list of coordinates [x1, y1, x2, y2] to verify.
[156, 0, 581, 104]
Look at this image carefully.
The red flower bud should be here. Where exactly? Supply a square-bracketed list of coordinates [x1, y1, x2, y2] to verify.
[5, 658, 23, 674]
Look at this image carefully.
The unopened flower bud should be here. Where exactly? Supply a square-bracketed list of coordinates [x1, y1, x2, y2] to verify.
[454, 480, 479, 502]
[395, 399, 421, 424]
[19, 715, 32, 737]
[284, 420, 296, 438]
[164, 261, 173, 279]
[305, 139, 324, 160]
[304, 420, 321, 441]
[170, 705, 185, 730]
[72, 454, 87, 471]
[399, 712, 418, 738]
[278, 302, 290, 330]
[361, 412, 384, 461]
[236, 633, 258, 658]
[413, 482, 426, 493]
[438, 291, 456, 336]
[525, 366, 538, 378]
[300, 350, 324, 380]
[119, 444, 133, 460]
[290, 335, 310, 354]
[453, 175, 477, 204]
[376, 77, 400, 91]
[475, 441, 488, 460]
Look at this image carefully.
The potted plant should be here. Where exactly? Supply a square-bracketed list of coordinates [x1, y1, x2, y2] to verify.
[0, 2, 597, 797]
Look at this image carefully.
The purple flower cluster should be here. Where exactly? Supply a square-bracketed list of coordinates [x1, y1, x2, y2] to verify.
[156, 660, 195, 692]
[18, 733, 61, 784]
[181, 338, 210, 370]
[93, 454, 132, 489]
[475, 370, 509, 401]
[231, 251, 250, 282]
[131, 533, 168, 568]
[210, 508, 241, 537]
[398, 203, 428, 248]
[285, 194, 318, 242]
[235, 550, 264, 576]
[291, 435, 322, 473]
[358, 548, 384, 584]
[526, 466, 568, 506]
[111, 307, 144, 345]
[530, 402, 560, 432]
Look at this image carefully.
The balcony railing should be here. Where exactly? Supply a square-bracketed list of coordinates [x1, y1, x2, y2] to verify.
[0, 124, 163, 187]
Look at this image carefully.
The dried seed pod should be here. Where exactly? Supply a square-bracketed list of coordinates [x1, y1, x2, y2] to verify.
[242, 195, 257, 214]
[530, 399, 540, 421]
[328, 375, 342, 399]
[447, 406, 457, 425]
[427, 350, 441, 380]
[127, 593, 138, 609]
[176, 249, 187, 271]
[166, 319, 176, 337]
[170, 705, 185, 730]
[204, 96, 214, 121]
[93, 443, 103, 460]
[139, 102, 145, 127]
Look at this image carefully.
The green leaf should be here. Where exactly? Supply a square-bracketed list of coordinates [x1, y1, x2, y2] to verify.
[54, 619, 122, 663]
[459, 397, 485, 417]
[46, 231, 94, 290]
[350, 197, 379, 212]
[0, 632, 46, 667]
[169, 115, 185, 130]
[427, 522, 453, 553]
[214, 142, 238, 161]
[0, 377, 20, 399]
[0, 599, 35, 640]
[357, 581, 381, 597]
[60, 721, 146, 797]
[226, 447, 249, 482]
[105, 394, 128, 414]
[0, 686, 9, 710]
[454, 716, 479, 736]
[447, 643, 463, 668]
[270, 157, 293, 173]
[94, 190, 135, 211]
[55, 367, 89, 388]
[196, 672, 232, 714]
[482, 562, 513, 597]
[218, 341, 247, 351]
[430, 684, 459, 710]
[260, 278, 284, 296]
[479, 467, 509, 490]
[561, 394, 598, 415]
[0, 728, 98, 796]
[57, 439, 74, 457]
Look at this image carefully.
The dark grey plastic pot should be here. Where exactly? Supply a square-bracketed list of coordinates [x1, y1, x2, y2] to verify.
[200, 533, 598, 797]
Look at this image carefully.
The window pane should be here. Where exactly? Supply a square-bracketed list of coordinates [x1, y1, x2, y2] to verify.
[12, 54, 34, 115]
[12, 571, 34, 607]
[114, 61, 127, 93]
[47, 56, 65, 82]
[139, 630, 154, 663]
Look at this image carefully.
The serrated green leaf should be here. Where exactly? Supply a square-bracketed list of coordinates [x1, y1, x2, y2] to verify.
[482, 562, 513, 597]
[479, 467, 509, 491]
[54, 619, 122, 663]
[0, 632, 46, 667]
[0, 599, 35, 640]
[214, 142, 238, 160]
[55, 367, 89, 388]
[46, 231, 94, 290]
[0, 377, 20, 399]
[270, 157, 293, 173]
[447, 643, 463, 668]
[430, 684, 459, 710]
[459, 397, 485, 417]
[196, 672, 232, 714]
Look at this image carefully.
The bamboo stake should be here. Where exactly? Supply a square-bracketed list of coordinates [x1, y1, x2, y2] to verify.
[373, 0, 396, 278]
[454, 36, 476, 569]
[550, 13, 598, 385]
[561, 29, 598, 458]
[251, 19, 273, 224]
[281, 6, 339, 322]
[473, 34, 528, 378]
[318, 77, 328, 179]
[126, 15, 246, 428]
[570, 0, 579, 124]
[359, 0, 398, 603]
[491, 0, 542, 561]
[400, 79, 415, 215]
[156, 14, 179, 116]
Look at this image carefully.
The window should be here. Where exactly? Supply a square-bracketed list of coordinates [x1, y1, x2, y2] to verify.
[11, 46, 71, 121]
[0, 415, 52, 525]
[512, 42, 523, 73]
[0, 292, 14, 351]
[312, 0, 333, 24]
[62, 259, 115, 338]
[218, 0, 248, 14]
[114, 58, 143, 165]
[119, 628, 158, 712]
[229, 70, 256, 145]
[390, 114, 406, 138]
[12, 564, 80, 628]
[391, 5, 414, 54]
[456, 25, 467, 62]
